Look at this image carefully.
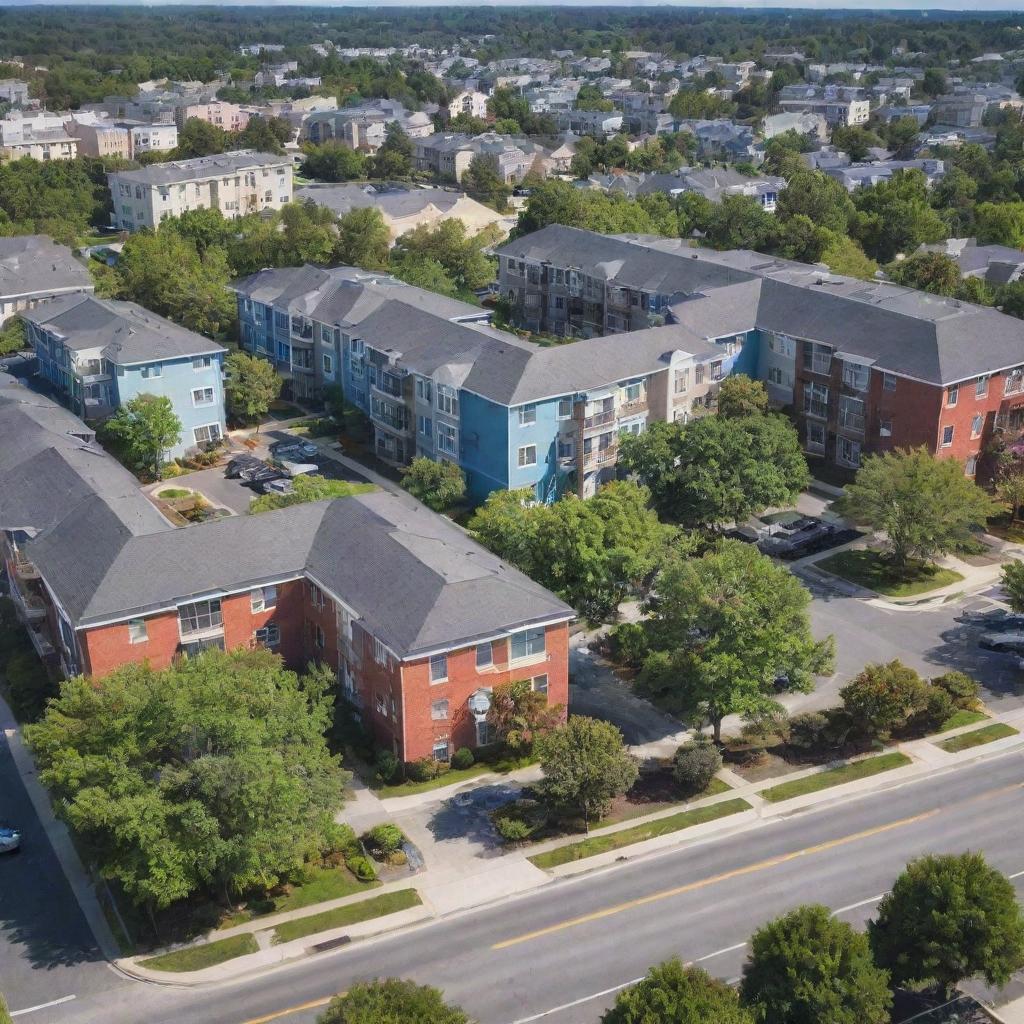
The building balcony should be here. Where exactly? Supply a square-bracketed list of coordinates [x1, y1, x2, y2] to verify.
[371, 408, 412, 434]
[618, 397, 648, 416]
[10, 577, 46, 622]
[13, 553, 39, 581]
[581, 409, 616, 432]
[581, 442, 618, 468]
[26, 622, 55, 659]
[1005, 374, 1024, 397]
[371, 377, 404, 400]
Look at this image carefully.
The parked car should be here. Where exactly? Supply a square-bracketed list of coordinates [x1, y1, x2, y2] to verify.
[759, 518, 835, 559]
[957, 609, 1024, 630]
[978, 631, 1024, 654]
[259, 477, 294, 496]
[269, 439, 319, 461]
[242, 464, 286, 488]
[722, 525, 759, 544]
[225, 455, 264, 479]
[277, 460, 318, 478]
[0, 823, 21, 853]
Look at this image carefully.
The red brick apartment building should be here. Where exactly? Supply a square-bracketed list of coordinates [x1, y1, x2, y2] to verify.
[0, 374, 572, 763]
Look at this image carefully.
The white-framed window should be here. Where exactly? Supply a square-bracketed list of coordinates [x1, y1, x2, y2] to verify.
[309, 581, 326, 609]
[416, 378, 432, 402]
[255, 624, 280, 647]
[518, 404, 537, 426]
[976, 376, 989, 398]
[436, 385, 458, 416]
[769, 333, 795, 358]
[803, 382, 829, 419]
[192, 355, 212, 371]
[476, 720, 495, 746]
[710, 360, 723, 382]
[418, 415, 432, 437]
[623, 382, 642, 402]
[431, 699, 449, 721]
[433, 739, 450, 761]
[674, 368, 689, 394]
[193, 423, 222, 445]
[883, 372, 897, 392]
[557, 397, 573, 420]
[803, 342, 832, 375]
[322, 353, 333, 374]
[192, 386, 215, 407]
[941, 425, 954, 447]
[178, 598, 222, 637]
[511, 626, 545, 662]
[841, 361, 869, 392]
[436, 422, 457, 455]
[947, 385, 959, 407]
[430, 653, 448, 682]
[374, 638, 388, 664]
[767, 366, 792, 388]
[531, 674, 548, 695]
[141, 363, 162, 379]
[966, 455, 978, 477]
[251, 585, 277, 612]
[806, 421, 826, 452]
[476, 642, 493, 669]
[837, 436, 861, 468]
[880, 418, 893, 438]
[128, 618, 147, 644]
[971, 414, 984, 439]
[517, 444, 537, 468]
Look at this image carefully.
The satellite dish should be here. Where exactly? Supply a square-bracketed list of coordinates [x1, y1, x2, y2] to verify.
[468, 689, 492, 718]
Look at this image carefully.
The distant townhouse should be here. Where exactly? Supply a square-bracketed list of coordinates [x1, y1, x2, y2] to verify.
[107, 150, 293, 231]
[761, 111, 828, 142]
[0, 110, 77, 161]
[930, 93, 990, 130]
[0, 235, 93, 325]
[444, 89, 489, 121]
[496, 225, 1024, 483]
[553, 109, 623, 136]
[303, 101, 433, 151]
[919, 237, 1024, 285]
[175, 100, 250, 132]
[414, 132, 547, 183]
[0, 80, 30, 106]
[777, 85, 871, 127]
[676, 119, 764, 163]
[23, 294, 226, 452]
[67, 119, 131, 160]
[825, 157, 946, 193]
[0, 374, 572, 763]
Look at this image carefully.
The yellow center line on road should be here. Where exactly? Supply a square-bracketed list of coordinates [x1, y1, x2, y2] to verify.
[240, 995, 337, 1024]
[491, 809, 940, 950]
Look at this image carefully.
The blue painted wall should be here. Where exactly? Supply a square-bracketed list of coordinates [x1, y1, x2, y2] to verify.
[459, 390, 510, 501]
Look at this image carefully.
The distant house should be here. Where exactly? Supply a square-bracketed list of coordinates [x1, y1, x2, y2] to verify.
[554, 109, 623, 136]
[919, 238, 1024, 285]
[0, 236, 94, 325]
[761, 111, 828, 143]
[824, 158, 946, 193]
[23, 294, 226, 452]
[444, 90, 489, 121]
[303, 100, 434, 152]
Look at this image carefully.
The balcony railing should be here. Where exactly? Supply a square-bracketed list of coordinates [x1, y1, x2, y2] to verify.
[582, 409, 615, 431]
[838, 411, 865, 433]
[619, 397, 648, 415]
[372, 408, 411, 433]
[1006, 374, 1024, 397]
[14, 554, 39, 580]
[803, 400, 828, 420]
[581, 443, 618, 468]
[372, 376, 404, 399]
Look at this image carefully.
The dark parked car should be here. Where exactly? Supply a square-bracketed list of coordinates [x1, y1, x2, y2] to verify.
[241, 464, 285, 487]
[225, 454, 264, 479]
[0, 823, 21, 853]
[759, 518, 835, 559]
[269, 439, 319, 461]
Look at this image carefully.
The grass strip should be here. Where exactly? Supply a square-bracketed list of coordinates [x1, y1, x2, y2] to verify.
[272, 889, 422, 945]
[760, 752, 911, 803]
[815, 550, 963, 597]
[938, 723, 1019, 753]
[936, 709, 988, 734]
[139, 933, 259, 973]
[529, 798, 751, 870]
[376, 755, 536, 798]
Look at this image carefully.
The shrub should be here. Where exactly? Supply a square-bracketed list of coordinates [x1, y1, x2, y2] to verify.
[345, 854, 377, 882]
[787, 711, 831, 753]
[367, 823, 405, 855]
[404, 757, 443, 783]
[931, 671, 980, 709]
[739, 707, 789, 750]
[840, 660, 931, 738]
[3, 649, 55, 723]
[374, 749, 401, 785]
[451, 747, 475, 770]
[495, 817, 532, 843]
[387, 849, 408, 866]
[321, 821, 358, 858]
[607, 622, 651, 668]
[913, 685, 956, 732]
[672, 738, 723, 794]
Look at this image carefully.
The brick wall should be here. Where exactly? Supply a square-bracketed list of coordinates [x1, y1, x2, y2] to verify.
[80, 608, 181, 676]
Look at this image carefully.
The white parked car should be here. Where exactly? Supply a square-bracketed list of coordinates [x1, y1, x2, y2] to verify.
[278, 461, 318, 478]
[0, 823, 21, 853]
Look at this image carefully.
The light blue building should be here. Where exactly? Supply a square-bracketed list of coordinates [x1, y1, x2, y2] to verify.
[23, 294, 226, 458]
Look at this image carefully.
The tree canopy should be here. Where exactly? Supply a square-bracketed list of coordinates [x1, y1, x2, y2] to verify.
[24, 649, 348, 911]
[317, 979, 471, 1024]
[400, 457, 467, 513]
[100, 394, 182, 479]
[224, 350, 283, 427]
[603, 960, 753, 1024]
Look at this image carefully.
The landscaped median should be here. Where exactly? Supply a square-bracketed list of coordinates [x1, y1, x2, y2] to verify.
[139, 933, 259, 973]
[937, 722, 1019, 753]
[759, 752, 912, 804]
[271, 888, 422, 945]
[814, 549, 963, 598]
[528, 798, 752, 870]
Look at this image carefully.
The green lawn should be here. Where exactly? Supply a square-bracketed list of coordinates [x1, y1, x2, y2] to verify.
[528, 798, 751, 870]
[139, 933, 259, 973]
[155, 487, 192, 499]
[759, 752, 912, 803]
[271, 889, 422, 945]
[815, 550, 963, 598]
[376, 755, 536, 798]
[936, 709, 989, 734]
[219, 866, 379, 929]
[938, 723, 1019, 753]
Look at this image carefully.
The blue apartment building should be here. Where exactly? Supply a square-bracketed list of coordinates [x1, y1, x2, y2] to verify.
[23, 294, 226, 457]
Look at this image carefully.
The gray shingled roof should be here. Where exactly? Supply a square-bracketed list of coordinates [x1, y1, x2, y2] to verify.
[0, 235, 93, 301]
[21, 295, 225, 365]
[109, 150, 288, 186]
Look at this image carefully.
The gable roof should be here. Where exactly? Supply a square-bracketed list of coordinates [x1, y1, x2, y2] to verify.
[0, 235, 93, 301]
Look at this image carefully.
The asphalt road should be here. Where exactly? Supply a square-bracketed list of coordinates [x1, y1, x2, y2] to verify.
[37, 748, 1024, 1024]
[0, 731, 114, 1016]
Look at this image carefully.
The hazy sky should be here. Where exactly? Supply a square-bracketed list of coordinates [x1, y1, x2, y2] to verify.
[3, 0, 1024, 8]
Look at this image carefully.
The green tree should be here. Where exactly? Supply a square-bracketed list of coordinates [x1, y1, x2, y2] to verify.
[401, 457, 466, 512]
[174, 117, 228, 158]
[668, 87, 735, 120]
[638, 541, 833, 742]
[468, 481, 675, 621]
[603, 960, 753, 1024]
[839, 660, 931, 738]
[887, 252, 962, 295]
[778, 214, 832, 264]
[717, 374, 769, 418]
[831, 125, 885, 162]
[775, 170, 855, 234]
[838, 447, 995, 566]
[113, 228, 236, 336]
[101, 394, 182, 479]
[574, 82, 614, 111]
[705, 194, 779, 251]
[369, 121, 413, 179]
[740, 905, 892, 1024]
[391, 219, 497, 293]
[487, 679, 564, 752]
[462, 153, 512, 211]
[224, 350, 283, 429]
[852, 169, 947, 263]
[334, 207, 391, 269]
[618, 415, 808, 528]
[922, 68, 949, 97]
[25, 649, 348, 915]
[0, 316, 26, 356]
[998, 468, 1024, 522]
[870, 853, 1024, 998]
[0, 992, 11, 1024]
[250, 474, 374, 512]
[235, 115, 291, 154]
[302, 142, 367, 182]
[317, 980, 470, 1024]
[1002, 559, 1024, 613]
[391, 255, 458, 296]
[537, 716, 638, 829]
[820, 231, 879, 280]
[976, 201, 1024, 248]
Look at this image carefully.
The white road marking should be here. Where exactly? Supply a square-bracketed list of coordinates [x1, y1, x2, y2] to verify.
[831, 893, 889, 915]
[693, 941, 748, 962]
[11, 995, 76, 1017]
[507, 979, 646, 1023]
[1010, 869, 1024, 879]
